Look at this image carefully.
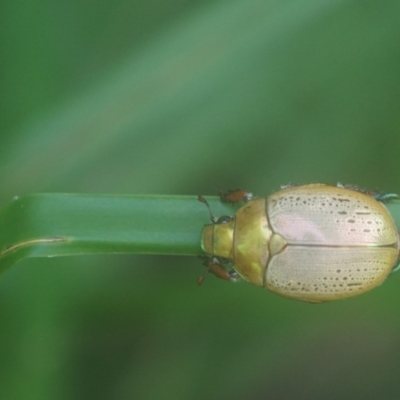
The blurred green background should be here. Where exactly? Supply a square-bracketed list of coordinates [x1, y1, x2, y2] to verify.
[2, 0, 400, 399]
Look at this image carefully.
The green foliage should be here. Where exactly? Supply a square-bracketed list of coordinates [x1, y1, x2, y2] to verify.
[0, 194, 234, 273]
[2, 0, 400, 399]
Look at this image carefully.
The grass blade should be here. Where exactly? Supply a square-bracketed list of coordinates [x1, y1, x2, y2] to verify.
[0, 194, 235, 274]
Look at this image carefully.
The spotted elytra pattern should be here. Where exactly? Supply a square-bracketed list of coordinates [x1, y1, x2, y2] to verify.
[267, 185, 396, 246]
[265, 184, 399, 302]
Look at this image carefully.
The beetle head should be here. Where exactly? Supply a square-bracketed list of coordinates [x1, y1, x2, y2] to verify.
[201, 218, 235, 261]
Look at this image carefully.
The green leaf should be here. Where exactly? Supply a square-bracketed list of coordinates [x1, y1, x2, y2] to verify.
[0, 194, 236, 274]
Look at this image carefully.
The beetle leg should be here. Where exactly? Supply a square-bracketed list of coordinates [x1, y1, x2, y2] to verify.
[337, 183, 399, 203]
[280, 183, 299, 190]
[336, 182, 366, 192]
[219, 189, 254, 205]
[197, 256, 239, 284]
[372, 192, 399, 203]
[337, 182, 369, 191]
[390, 259, 400, 273]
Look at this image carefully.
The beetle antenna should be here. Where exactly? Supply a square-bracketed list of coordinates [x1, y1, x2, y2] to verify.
[198, 195, 217, 223]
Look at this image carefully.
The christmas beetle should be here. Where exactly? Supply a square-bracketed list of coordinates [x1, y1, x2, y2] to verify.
[199, 184, 400, 303]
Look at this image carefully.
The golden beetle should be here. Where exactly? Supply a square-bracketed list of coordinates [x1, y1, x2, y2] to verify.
[200, 184, 400, 303]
